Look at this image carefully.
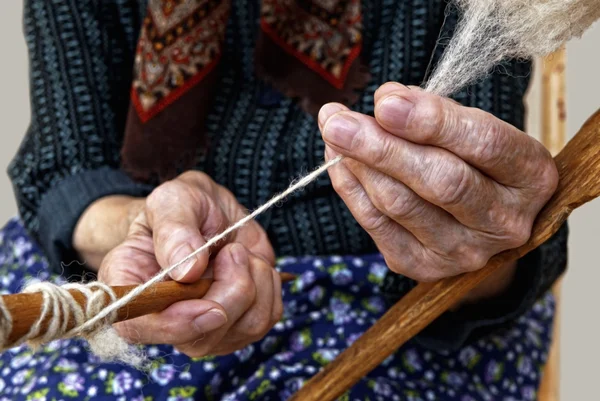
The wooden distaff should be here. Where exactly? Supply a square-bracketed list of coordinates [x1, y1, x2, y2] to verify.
[289, 108, 600, 401]
[1, 273, 296, 347]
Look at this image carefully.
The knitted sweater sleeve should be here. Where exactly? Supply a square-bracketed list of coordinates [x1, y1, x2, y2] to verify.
[7, 0, 153, 276]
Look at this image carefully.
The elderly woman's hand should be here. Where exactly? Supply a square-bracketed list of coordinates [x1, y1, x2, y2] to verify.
[96, 171, 282, 357]
[319, 83, 558, 293]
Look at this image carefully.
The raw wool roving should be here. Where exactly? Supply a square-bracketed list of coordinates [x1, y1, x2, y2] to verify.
[3, 0, 599, 368]
[425, 0, 600, 96]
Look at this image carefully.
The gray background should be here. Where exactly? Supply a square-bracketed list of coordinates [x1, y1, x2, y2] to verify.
[0, 2, 598, 399]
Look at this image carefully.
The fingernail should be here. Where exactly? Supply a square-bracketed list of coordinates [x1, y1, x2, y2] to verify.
[230, 243, 248, 266]
[378, 95, 414, 129]
[323, 114, 360, 151]
[193, 309, 227, 333]
[375, 82, 407, 100]
[318, 103, 347, 129]
[170, 244, 197, 281]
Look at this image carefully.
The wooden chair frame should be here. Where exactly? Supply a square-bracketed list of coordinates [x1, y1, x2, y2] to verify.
[538, 47, 566, 401]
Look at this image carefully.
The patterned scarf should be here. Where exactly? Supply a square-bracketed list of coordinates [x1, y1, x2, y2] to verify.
[121, 0, 369, 182]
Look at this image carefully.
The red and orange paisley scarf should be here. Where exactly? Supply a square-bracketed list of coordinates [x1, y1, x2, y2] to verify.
[121, 0, 369, 182]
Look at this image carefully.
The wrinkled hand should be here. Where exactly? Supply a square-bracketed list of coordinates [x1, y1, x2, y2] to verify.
[98, 171, 282, 357]
[319, 83, 558, 284]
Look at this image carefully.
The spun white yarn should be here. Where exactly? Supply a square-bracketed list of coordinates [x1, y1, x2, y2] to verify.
[3, 0, 598, 367]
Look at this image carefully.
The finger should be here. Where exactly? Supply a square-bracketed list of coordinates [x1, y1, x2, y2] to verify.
[145, 179, 226, 282]
[114, 298, 227, 345]
[228, 255, 275, 343]
[176, 243, 257, 357]
[322, 112, 521, 235]
[187, 176, 276, 266]
[318, 102, 351, 133]
[203, 263, 282, 356]
[345, 158, 494, 270]
[98, 239, 160, 286]
[326, 147, 457, 281]
[373, 82, 424, 105]
[373, 82, 557, 190]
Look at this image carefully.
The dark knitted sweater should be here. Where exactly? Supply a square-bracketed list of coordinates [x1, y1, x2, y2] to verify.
[8, 0, 567, 351]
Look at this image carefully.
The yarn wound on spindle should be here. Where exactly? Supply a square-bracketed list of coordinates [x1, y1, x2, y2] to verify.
[0, 281, 147, 368]
[5, 0, 600, 367]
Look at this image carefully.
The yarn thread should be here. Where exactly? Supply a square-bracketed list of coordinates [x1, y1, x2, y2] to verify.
[2, 0, 599, 366]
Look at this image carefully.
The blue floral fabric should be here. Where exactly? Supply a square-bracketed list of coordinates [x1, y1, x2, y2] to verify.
[0, 218, 554, 401]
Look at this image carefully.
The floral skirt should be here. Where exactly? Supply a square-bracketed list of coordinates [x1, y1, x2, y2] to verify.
[0, 218, 554, 401]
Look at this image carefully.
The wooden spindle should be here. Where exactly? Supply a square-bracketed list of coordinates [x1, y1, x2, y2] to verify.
[1, 272, 295, 347]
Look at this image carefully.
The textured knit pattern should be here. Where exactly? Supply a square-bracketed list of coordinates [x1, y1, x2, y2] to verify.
[7, 0, 567, 351]
[0, 218, 554, 401]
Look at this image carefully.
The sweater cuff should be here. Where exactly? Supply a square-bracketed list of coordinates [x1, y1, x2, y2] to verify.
[36, 167, 154, 279]
[414, 222, 568, 352]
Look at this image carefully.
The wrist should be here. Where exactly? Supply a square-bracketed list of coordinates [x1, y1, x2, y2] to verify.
[73, 195, 146, 271]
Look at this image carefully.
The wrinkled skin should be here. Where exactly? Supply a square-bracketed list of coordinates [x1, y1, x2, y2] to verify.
[75, 82, 558, 357]
[97, 172, 282, 357]
[320, 83, 558, 284]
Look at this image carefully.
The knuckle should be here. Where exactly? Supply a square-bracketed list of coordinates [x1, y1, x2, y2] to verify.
[360, 210, 391, 235]
[147, 181, 189, 210]
[505, 219, 532, 248]
[487, 206, 532, 248]
[383, 248, 418, 276]
[177, 170, 202, 181]
[366, 136, 394, 167]
[475, 120, 504, 167]
[244, 314, 272, 339]
[331, 172, 358, 197]
[178, 170, 201, 182]
[146, 186, 169, 210]
[455, 245, 489, 272]
[416, 96, 446, 142]
[537, 158, 559, 198]
[236, 276, 258, 306]
[429, 159, 472, 207]
[373, 187, 421, 220]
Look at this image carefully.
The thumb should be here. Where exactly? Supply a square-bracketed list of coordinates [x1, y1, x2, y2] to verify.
[161, 225, 210, 283]
[146, 188, 216, 283]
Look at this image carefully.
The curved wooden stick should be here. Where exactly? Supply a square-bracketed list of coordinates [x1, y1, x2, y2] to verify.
[1, 272, 295, 347]
[290, 108, 600, 401]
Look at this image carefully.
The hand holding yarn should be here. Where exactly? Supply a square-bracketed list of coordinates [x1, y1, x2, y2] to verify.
[320, 83, 558, 293]
[98, 171, 283, 357]
[3, 0, 597, 366]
